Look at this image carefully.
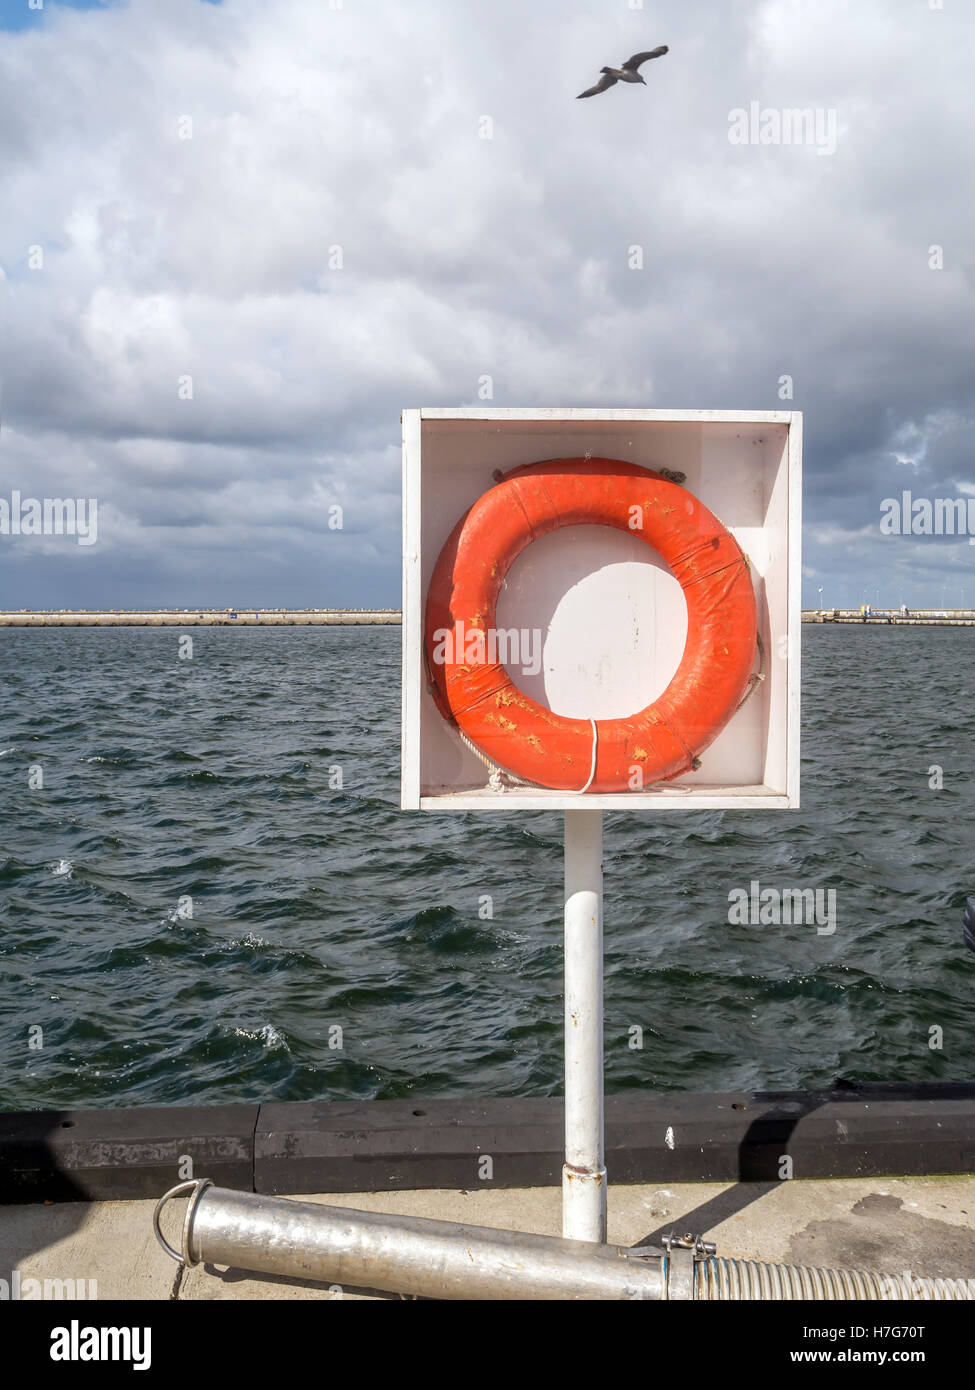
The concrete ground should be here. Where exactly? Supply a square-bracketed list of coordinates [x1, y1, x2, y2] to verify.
[2, 1177, 974, 1300]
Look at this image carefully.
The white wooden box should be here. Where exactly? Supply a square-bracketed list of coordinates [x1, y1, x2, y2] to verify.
[401, 408, 801, 811]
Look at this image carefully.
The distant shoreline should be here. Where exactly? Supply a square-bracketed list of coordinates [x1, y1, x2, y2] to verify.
[2, 608, 972, 628]
[803, 608, 975, 627]
[0, 609, 402, 627]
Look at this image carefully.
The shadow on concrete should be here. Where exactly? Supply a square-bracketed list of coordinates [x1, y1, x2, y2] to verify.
[631, 1085, 849, 1250]
[0, 1111, 94, 1282]
[632, 1082, 975, 1275]
[194, 1262, 403, 1301]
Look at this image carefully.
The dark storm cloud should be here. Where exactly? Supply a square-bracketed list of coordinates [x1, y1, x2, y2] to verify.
[0, 0, 972, 606]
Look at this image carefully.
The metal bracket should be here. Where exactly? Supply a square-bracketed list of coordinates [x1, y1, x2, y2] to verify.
[662, 1231, 717, 1258]
[661, 1232, 717, 1301]
[620, 1232, 717, 1299]
[667, 1247, 695, 1300]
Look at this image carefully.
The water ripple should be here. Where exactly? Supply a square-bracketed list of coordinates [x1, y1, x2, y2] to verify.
[1, 624, 974, 1109]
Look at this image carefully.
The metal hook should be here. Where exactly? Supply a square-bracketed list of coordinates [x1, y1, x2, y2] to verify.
[152, 1178, 212, 1264]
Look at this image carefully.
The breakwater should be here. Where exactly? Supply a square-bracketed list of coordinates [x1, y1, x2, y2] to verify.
[803, 609, 975, 626]
[0, 608, 402, 627]
[5, 608, 971, 628]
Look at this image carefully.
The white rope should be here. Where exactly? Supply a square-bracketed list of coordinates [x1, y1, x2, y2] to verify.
[567, 718, 598, 795]
[458, 718, 599, 794]
[734, 632, 767, 712]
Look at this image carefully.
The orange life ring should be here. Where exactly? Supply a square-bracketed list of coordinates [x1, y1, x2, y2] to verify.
[424, 458, 757, 793]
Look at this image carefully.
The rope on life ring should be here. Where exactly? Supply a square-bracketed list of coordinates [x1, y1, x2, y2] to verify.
[456, 717, 599, 794]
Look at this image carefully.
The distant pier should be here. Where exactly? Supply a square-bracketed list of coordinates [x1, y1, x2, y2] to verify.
[0, 608, 402, 628]
[803, 608, 975, 626]
[4, 607, 971, 629]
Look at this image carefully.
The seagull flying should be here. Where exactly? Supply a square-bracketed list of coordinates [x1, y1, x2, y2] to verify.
[576, 46, 669, 99]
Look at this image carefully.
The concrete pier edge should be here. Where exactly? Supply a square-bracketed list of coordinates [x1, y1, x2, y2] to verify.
[1, 1082, 973, 1204]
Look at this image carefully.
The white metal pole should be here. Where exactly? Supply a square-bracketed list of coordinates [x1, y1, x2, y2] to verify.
[562, 808, 606, 1243]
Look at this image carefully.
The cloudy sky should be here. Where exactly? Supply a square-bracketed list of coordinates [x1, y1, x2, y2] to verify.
[0, 0, 972, 609]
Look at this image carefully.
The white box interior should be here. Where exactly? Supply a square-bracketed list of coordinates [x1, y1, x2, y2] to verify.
[402, 409, 801, 811]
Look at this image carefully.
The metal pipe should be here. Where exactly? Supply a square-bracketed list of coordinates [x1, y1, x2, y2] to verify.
[562, 808, 606, 1243]
[153, 1183, 975, 1301]
[155, 1182, 664, 1301]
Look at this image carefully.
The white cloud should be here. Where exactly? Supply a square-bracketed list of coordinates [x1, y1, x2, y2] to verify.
[1, 0, 974, 608]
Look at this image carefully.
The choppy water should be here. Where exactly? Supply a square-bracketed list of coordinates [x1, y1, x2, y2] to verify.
[1, 625, 973, 1111]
